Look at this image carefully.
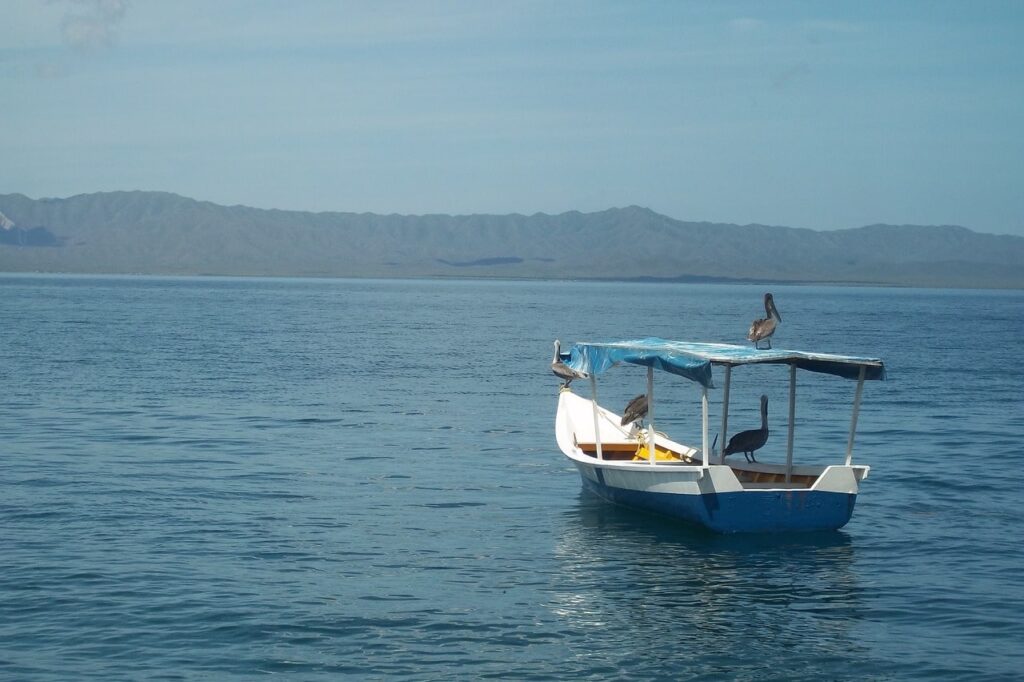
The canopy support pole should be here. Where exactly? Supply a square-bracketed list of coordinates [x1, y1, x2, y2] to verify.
[702, 385, 710, 472]
[647, 366, 655, 464]
[786, 363, 796, 484]
[719, 364, 732, 464]
[589, 374, 603, 460]
[845, 366, 866, 466]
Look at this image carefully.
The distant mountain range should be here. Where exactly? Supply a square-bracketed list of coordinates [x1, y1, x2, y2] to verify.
[1, 191, 1022, 288]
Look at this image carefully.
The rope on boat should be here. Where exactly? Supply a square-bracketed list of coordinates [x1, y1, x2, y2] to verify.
[635, 427, 668, 447]
[633, 427, 695, 463]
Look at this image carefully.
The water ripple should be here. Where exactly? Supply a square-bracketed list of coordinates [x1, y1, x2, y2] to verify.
[1, 277, 1022, 680]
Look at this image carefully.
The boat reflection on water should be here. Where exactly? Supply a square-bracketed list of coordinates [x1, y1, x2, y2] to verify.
[548, 490, 870, 678]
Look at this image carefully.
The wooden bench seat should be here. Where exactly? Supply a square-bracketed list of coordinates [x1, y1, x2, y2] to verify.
[577, 442, 642, 460]
[734, 470, 818, 487]
[576, 442, 693, 462]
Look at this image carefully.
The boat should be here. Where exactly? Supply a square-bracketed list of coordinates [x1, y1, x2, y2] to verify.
[553, 338, 886, 533]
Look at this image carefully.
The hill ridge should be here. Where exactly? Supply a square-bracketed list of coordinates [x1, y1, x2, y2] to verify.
[1, 191, 1021, 288]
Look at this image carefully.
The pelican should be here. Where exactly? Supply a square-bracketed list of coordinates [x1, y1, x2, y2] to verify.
[748, 293, 782, 349]
[723, 395, 769, 463]
[620, 393, 649, 426]
[551, 340, 588, 388]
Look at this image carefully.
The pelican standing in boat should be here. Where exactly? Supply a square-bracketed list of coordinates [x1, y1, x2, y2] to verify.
[748, 293, 782, 349]
[620, 393, 649, 426]
[551, 340, 588, 388]
[723, 394, 769, 463]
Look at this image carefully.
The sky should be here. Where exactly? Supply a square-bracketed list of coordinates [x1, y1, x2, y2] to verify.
[2, 1, 1023, 235]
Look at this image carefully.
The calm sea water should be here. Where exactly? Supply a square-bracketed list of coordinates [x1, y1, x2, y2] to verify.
[2, 275, 1023, 680]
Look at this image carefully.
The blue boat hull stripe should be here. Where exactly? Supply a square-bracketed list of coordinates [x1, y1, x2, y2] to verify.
[580, 475, 856, 533]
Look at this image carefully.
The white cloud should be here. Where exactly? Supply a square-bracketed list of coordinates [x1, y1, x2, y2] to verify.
[54, 0, 129, 50]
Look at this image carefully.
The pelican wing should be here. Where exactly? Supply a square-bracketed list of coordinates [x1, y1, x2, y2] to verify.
[620, 393, 648, 426]
[747, 317, 776, 342]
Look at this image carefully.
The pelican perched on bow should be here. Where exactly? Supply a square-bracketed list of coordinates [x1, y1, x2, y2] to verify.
[747, 293, 782, 349]
[723, 395, 769, 463]
[620, 393, 649, 426]
[551, 340, 588, 388]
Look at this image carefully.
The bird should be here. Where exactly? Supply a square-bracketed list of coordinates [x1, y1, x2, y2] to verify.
[747, 292, 782, 349]
[620, 393, 649, 426]
[551, 339, 588, 388]
[723, 394, 769, 463]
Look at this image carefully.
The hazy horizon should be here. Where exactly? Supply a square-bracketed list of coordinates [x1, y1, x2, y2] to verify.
[0, 189, 1014, 236]
[3, 1, 1023, 236]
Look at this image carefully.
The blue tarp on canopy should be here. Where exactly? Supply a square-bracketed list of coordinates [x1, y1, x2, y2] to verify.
[568, 338, 715, 387]
[565, 338, 885, 388]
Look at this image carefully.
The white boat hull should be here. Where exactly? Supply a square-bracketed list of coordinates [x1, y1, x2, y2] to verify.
[556, 390, 867, 533]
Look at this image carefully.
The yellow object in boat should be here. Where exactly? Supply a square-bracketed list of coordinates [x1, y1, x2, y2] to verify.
[632, 444, 684, 462]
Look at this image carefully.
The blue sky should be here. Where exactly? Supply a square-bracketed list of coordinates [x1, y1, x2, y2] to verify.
[3, 1, 1023, 235]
